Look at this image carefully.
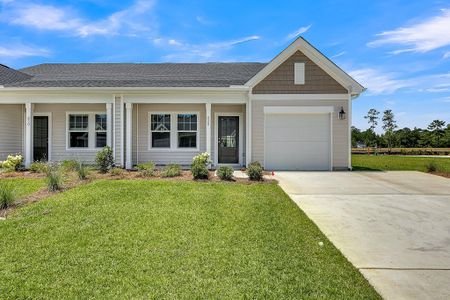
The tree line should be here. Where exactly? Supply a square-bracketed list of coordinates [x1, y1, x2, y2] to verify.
[352, 109, 450, 148]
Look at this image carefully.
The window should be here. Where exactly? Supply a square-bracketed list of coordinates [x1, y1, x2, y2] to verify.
[294, 62, 305, 85]
[177, 114, 197, 148]
[95, 114, 107, 148]
[151, 114, 171, 148]
[69, 115, 89, 148]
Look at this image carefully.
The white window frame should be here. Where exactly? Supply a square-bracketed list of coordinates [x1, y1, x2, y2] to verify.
[66, 112, 107, 151]
[294, 62, 305, 85]
[148, 111, 200, 152]
[176, 113, 199, 150]
[94, 113, 108, 148]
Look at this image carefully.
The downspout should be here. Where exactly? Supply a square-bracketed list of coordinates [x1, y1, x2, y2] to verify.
[136, 103, 139, 164]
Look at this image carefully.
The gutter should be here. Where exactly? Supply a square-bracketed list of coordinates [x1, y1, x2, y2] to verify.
[0, 86, 250, 93]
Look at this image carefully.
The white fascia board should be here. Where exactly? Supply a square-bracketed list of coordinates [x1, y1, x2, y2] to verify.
[0, 86, 250, 93]
[245, 37, 364, 95]
[264, 106, 335, 114]
[251, 94, 348, 101]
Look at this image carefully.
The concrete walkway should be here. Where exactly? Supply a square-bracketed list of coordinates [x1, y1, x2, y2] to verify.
[275, 171, 450, 300]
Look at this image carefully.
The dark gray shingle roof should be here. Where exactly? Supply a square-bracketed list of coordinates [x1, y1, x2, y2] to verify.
[0, 63, 267, 88]
[0, 64, 32, 85]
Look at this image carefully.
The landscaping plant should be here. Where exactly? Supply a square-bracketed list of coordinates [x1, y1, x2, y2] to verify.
[137, 162, 155, 177]
[29, 161, 48, 173]
[162, 164, 181, 177]
[0, 154, 23, 172]
[191, 152, 210, 180]
[77, 163, 89, 180]
[110, 167, 124, 177]
[45, 163, 63, 191]
[246, 161, 264, 181]
[425, 161, 438, 173]
[217, 165, 234, 181]
[61, 160, 79, 172]
[95, 146, 114, 173]
[0, 184, 16, 209]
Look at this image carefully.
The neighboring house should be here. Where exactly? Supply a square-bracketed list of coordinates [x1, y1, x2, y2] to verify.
[0, 37, 364, 171]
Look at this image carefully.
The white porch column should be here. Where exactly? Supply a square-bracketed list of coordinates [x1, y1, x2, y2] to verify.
[245, 97, 252, 166]
[24, 102, 33, 168]
[206, 103, 211, 157]
[125, 103, 133, 169]
[106, 103, 112, 147]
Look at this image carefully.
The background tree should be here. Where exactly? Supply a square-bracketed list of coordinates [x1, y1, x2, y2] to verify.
[382, 110, 397, 152]
[364, 108, 380, 146]
[427, 120, 446, 147]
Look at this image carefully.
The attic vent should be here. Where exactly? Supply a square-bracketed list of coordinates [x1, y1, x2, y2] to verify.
[294, 62, 305, 85]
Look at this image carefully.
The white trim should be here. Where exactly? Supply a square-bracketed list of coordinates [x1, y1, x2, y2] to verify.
[245, 37, 364, 95]
[32, 112, 52, 162]
[250, 94, 348, 101]
[24, 103, 32, 167]
[348, 94, 352, 170]
[147, 111, 200, 152]
[0, 86, 250, 92]
[214, 112, 244, 166]
[65, 111, 108, 151]
[294, 62, 305, 85]
[106, 103, 112, 147]
[124, 98, 246, 104]
[246, 94, 252, 165]
[262, 106, 333, 171]
[125, 103, 133, 169]
[120, 95, 124, 167]
[112, 96, 116, 160]
[264, 106, 334, 114]
[136, 104, 139, 164]
[205, 103, 212, 156]
[0, 98, 114, 104]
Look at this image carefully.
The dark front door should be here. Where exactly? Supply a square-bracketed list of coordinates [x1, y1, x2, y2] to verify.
[218, 116, 239, 164]
[33, 116, 49, 162]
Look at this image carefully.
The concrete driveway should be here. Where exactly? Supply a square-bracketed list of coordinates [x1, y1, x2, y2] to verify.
[276, 171, 450, 300]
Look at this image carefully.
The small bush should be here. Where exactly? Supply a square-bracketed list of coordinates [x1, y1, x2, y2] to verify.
[425, 161, 438, 173]
[191, 152, 210, 180]
[162, 164, 181, 178]
[0, 154, 23, 172]
[77, 163, 89, 180]
[46, 163, 63, 191]
[0, 184, 16, 209]
[30, 161, 48, 173]
[246, 161, 263, 181]
[61, 160, 79, 172]
[137, 162, 155, 177]
[95, 146, 114, 173]
[110, 167, 124, 177]
[192, 152, 211, 166]
[217, 166, 234, 181]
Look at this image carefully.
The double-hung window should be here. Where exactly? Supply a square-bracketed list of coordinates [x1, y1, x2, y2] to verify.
[95, 114, 107, 148]
[177, 114, 197, 148]
[151, 114, 171, 148]
[69, 115, 89, 148]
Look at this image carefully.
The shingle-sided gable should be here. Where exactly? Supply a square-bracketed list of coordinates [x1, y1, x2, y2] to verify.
[252, 50, 348, 94]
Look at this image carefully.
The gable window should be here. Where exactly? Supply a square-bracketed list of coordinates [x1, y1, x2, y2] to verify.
[69, 114, 89, 148]
[294, 62, 305, 85]
[151, 114, 171, 148]
[177, 114, 197, 148]
[95, 114, 107, 148]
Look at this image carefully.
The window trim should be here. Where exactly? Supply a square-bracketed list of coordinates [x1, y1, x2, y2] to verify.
[294, 62, 305, 85]
[148, 111, 200, 152]
[66, 111, 107, 151]
[95, 113, 108, 148]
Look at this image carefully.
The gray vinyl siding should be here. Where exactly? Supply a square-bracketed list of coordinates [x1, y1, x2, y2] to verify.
[34, 103, 108, 162]
[114, 96, 123, 165]
[211, 104, 246, 164]
[0, 104, 23, 160]
[134, 104, 206, 165]
[251, 99, 349, 169]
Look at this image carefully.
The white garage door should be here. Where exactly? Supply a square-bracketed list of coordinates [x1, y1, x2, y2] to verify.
[265, 113, 331, 170]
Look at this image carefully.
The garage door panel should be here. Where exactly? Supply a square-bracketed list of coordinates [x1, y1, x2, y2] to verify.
[265, 112, 331, 171]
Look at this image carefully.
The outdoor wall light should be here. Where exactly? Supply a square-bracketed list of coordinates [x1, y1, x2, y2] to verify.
[338, 107, 346, 120]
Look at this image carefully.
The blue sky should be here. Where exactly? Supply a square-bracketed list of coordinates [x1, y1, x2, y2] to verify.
[1, 0, 450, 131]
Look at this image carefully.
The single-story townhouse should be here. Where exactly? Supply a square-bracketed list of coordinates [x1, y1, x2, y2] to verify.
[0, 37, 364, 171]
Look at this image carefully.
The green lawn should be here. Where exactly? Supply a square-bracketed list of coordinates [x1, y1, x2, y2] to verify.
[352, 154, 450, 172]
[0, 178, 45, 198]
[0, 180, 379, 299]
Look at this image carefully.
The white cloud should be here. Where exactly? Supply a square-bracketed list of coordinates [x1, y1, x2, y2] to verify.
[154, 35, 261, 61]
[0, 44, 50, 58]
[286, 25, 311, 40]
[349, 68, 413, 95]
[1, 0, 157, 37]
[368, 8, 450, 53]
[443, 51, 450, 59]
[331, 51, 346, 58]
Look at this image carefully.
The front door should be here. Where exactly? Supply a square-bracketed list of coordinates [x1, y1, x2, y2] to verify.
[33, 116, 49, 161]
[218, 116, 239, 164]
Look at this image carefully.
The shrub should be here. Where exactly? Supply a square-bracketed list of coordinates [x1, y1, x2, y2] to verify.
[110, 167, 124, 177]
[46, 163, 63, 191]
[77, 163, 89, 180]
[162, 164, 181, 178]
[30, 161, 48, 173]
[61, 160, 79, 172]
[137, 162, 155, 177]
[191, 152, 210, 180]
[0, 184, 16, 209]
[95, 146, 114, 173]
[425, 161, 438, 173]
[246, 161, 263, 181]
[217, 166, 234, 181]
[0, 154, 23, 172]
